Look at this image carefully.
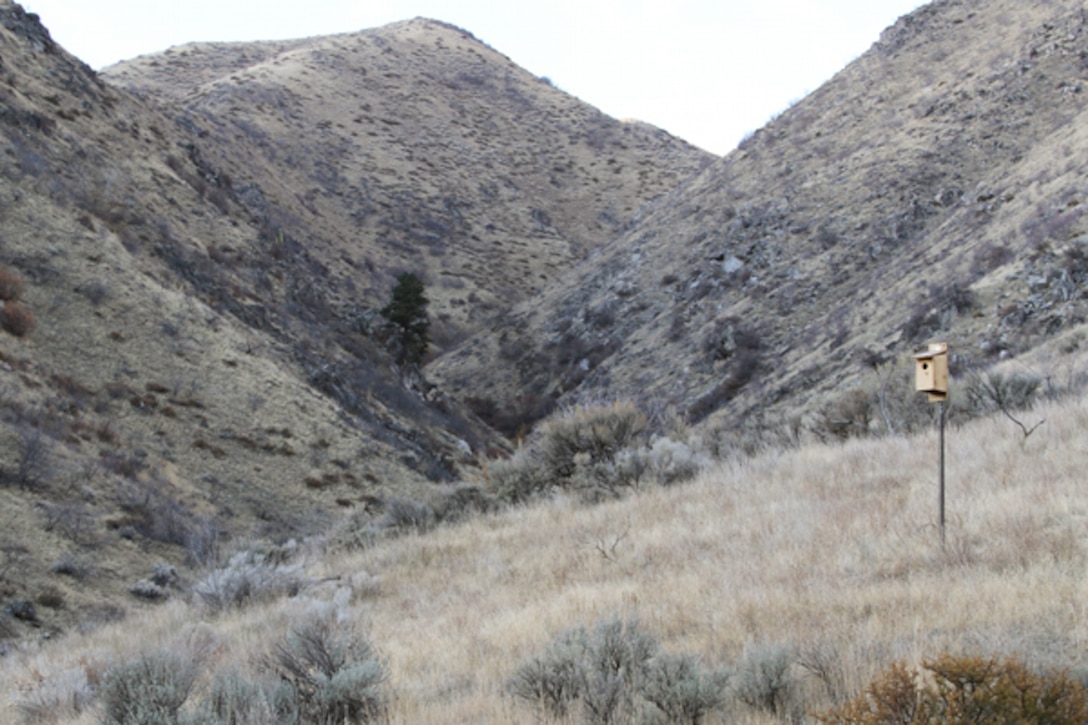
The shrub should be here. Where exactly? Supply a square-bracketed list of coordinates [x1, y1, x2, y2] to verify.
[641, 652, 731, 724]
[644, 436, 707, 485]
[732, 642, 800, 721]
[194, 546, 305, 613]
[818, 653, 1088, 718]
[965, 370, 1041, 415]
[376, 497, 436, 533]
[508, 618, 660, 724]
[16, 666, 94, 722]
[188, 667, 296, 725]
[965, 370, 1045, 438]
[100, 651, 199, 725]
[50, 552, 94, 580]
[0, 267, 24, 301]
[817, 654, 1088, 724]
[1, 300, 35, 337]
[3, 427, 53, 491]
[484, 454, 550, 504]
[269, 616, 387, 724]
[538, 403, 647, 481]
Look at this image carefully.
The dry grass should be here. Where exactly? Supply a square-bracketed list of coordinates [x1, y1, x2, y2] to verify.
[5, 388, 1088, 723]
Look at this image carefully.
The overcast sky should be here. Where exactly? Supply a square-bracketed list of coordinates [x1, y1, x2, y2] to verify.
[21, 0, 927, 155]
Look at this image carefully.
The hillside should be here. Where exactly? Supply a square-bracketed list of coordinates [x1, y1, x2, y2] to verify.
[0, 1, 496, 638]
[3, 362, 1087, 722]
[103, 19, 713, 350]
[0, 2, 715, 640]
[0, 0, 1086, 680]
[430, 0, 1088, 437]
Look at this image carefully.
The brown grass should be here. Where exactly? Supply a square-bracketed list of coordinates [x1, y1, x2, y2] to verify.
[4, 389, 1088, 723]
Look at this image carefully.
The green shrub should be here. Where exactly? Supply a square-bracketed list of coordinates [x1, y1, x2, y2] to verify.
[100, 651, 199, 725]
[269, 616, 387, 724]
[817, 654, 1088, 724]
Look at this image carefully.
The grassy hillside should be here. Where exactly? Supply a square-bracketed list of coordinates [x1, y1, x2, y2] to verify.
[430, 0, 1088, 436]
[104, 19, 713, 348]
[3, 345, 1086, 722]
[0, 1, 709, 639]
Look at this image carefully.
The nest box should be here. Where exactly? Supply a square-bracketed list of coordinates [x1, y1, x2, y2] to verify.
[914, 342, 948, 401]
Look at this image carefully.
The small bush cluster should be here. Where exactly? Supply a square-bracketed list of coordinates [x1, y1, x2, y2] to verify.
[193, 542, 305, 613]
[509, 618, 730, 724]
[0, 265, 33, 337]
[486, 403, 706, 504]
[817, 654, 1088, 724]
[93, 615, 386, 725]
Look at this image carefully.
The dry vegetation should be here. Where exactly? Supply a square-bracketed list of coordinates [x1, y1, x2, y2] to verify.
[4, 370, 1087, 722]
[5, 0, 1088, 721]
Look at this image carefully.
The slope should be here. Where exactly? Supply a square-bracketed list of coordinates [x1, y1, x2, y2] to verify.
[103, 19, 714, 352]
[430, 0, 1088, 436]
[0, 3, 499, 639]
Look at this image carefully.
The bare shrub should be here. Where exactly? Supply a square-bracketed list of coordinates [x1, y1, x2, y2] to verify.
[116, 479, 194, 546]
[1, 300, 35, 337]
[966, 370, 1045, 438]
[3, 427, 53, 491]
[39, 500, 94, 544]
[16, 666, 94, 723]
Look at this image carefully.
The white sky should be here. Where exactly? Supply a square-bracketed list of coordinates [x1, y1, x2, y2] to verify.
[21, 0, 927, 155]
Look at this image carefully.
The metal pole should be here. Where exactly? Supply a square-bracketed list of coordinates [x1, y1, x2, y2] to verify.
[939, 399, 946, 549]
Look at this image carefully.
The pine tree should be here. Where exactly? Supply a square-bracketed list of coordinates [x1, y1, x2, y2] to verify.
[380, 272, 430, 366]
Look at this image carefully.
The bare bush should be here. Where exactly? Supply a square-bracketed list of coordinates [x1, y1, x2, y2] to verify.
[16, 666, 94, 723]
[966, 370, 1045, 438]
[3, 427, 53, 491]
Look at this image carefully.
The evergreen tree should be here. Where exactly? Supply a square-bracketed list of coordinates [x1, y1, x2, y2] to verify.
[380, 272, 430, 366]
